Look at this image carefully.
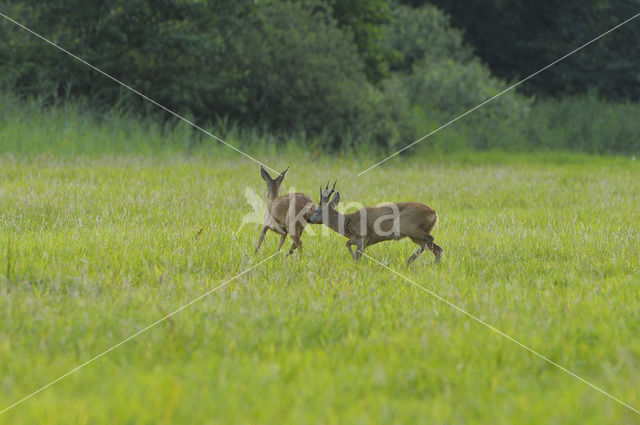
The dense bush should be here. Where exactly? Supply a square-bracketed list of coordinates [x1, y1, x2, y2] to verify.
[383, 3, 473, 72]
[324, 0, 393, 83]
[422, 0, 640, 101]
[227, 0, 416, 151]
[0, 0, 239, 111]
[382, 5, 531, 150]
[0, 0, 414, 151]
[526, 95, 640, 154]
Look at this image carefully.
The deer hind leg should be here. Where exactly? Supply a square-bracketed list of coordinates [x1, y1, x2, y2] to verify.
[287, 234, 303, 255]
[255, 225, 269, 253]
[408, 237, 428, 265]
[411, 235, 443, 263]
[276, 233, 287, 252]
[429, 238, 444, 262]
[286, 221, 307, 256]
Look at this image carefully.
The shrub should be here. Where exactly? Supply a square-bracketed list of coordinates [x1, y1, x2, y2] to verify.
[0, 0, 418, 152]
[381, 4, 531, 150]
[526, 94, 640, 154]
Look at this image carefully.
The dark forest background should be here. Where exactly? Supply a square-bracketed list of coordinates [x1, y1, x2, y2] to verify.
[1, 0, 639, 154]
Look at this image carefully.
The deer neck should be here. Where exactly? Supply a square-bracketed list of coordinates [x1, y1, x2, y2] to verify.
[326, 208, 352, 237]
[267, 186, 280, 203]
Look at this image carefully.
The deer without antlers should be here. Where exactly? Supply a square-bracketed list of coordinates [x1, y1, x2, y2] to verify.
[308, 182, 443, 264]
[254, 166, 316, 255]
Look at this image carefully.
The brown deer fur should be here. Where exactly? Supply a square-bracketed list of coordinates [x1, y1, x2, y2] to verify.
[308, 184, 443, 264]
[255, 166, 315, 255]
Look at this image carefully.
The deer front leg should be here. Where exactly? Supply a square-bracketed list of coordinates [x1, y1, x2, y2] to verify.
[255, 225, 268, 253]
[276, 233, 287, 252]
[354, 238, 365, 261]
[346, 240, 356, 259]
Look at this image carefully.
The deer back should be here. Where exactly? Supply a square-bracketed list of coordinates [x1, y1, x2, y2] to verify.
[270, 193, 316, 229]
[347, 202, 437, 242]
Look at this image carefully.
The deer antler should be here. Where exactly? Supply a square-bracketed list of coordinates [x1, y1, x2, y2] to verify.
[320, 180, 338, 203]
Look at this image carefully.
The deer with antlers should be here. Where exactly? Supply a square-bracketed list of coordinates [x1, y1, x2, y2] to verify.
[308, 182, 443, 264]
[254, 166, 316, 255]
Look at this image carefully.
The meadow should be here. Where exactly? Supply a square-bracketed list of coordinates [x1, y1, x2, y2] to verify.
[1, 136, 639, 424]
[2, 0, 640, 422]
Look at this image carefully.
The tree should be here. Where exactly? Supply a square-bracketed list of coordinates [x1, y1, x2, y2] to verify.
[411, 0, 640, 100]
[324, 0, 393, 83]
[0, 0, 414, 150]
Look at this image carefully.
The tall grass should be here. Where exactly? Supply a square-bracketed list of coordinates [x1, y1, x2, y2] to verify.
[0, 93, 322, 159]
[2, 92, 640, 157]
[525, 95, 640, 154]
[411, 94, 640, 155]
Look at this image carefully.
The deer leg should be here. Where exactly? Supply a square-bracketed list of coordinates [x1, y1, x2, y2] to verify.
[354, 238, 365, 261]
[287, 222, 306, 256]
[409, 235, 443, 264]
[408, 237, 428, 265]
[428, 238, 444, 262]
[276, 233, 287, 252]
[255, 226, 269, 253]
[287, 234, 302, 256]
[407, 246, 424, 265]
[422, 234, 443, 262]
[294, 236, 303, 252]
[346, 240, 356, 259]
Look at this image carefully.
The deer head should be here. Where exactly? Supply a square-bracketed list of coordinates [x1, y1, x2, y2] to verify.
[260, 165, 289, 202]
[309, 181, 339, 224]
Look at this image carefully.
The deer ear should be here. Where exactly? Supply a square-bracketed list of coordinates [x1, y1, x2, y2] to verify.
[329, 192, 340, 208]
[260, 165, 272, 182]
[276, 166, 289, 183]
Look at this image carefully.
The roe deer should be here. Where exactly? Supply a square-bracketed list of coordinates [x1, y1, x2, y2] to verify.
[255, 166, 316, 255]
[308, 182, 443, 264]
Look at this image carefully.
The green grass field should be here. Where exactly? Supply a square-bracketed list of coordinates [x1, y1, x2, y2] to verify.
[1, 150, 639, 424]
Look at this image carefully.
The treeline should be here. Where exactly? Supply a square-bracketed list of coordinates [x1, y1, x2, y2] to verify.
[423, 0, 640, 100]
[0, 1, 639, 154]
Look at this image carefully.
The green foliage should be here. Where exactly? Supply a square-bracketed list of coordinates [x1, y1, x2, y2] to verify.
[230, 0, 412, 151]
[526, 94, 640, 154]
[3, 92, 640, 157]
[382, 5, 532, 150]
[1, 0, 233, 108]
[382, 3, 472, 73]
[0, 0, 418, 152]
[425, 0, 640, 100]
[324, 0, 393, 83]
[2, 0, 640, 153]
